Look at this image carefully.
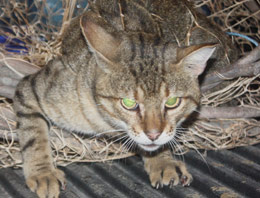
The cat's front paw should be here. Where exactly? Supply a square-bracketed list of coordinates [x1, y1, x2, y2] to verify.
[145, 159, 193, 189]
[26, 169, 65, 198]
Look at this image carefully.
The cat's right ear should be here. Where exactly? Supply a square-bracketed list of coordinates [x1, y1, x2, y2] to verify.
[80, 11, 122, 70]
[177, 44, 217, 77]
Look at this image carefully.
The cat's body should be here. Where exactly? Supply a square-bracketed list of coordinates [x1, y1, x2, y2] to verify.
[14, 0, 238, 197]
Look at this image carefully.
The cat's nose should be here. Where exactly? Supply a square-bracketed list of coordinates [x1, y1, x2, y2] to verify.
[146, 132, 161, 141]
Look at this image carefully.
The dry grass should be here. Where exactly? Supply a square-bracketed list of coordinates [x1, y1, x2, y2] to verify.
[0, 0, 259, 168]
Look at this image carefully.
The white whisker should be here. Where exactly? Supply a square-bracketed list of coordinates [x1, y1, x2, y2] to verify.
[112, 134, 129, 143]
[106, 132, 127, 141]
[125, 138, 134, 150]
[125, 139, 136, 153]
[121, 136, 137, 153]
[170, 138, 185, 162]
[181, 139, 210, 171]
[168, 140, 176, 152]
[93, 129, 125, 137]
[175, 127, 188, 133]
[121, 137, 131, 149]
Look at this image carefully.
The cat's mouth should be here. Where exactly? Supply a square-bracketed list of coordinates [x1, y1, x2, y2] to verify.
[139, 143, 161, 151]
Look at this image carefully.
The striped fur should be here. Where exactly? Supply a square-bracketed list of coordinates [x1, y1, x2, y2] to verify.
[13, 0, 238, 197]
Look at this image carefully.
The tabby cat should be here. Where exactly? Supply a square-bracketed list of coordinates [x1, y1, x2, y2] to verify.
[13, 0, 237, 197]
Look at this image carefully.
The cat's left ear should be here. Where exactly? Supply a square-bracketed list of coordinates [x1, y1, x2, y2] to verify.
[80, 11, 122, 64]
[177, 44, 217, 76]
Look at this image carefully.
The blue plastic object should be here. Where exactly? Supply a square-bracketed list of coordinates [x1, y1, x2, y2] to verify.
[227, 32, 259, 47]
[0, 35, 28, 54]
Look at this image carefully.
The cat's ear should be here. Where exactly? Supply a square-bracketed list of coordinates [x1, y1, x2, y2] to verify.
[80, 11, 122, 63]
[177, 44, 217, 76]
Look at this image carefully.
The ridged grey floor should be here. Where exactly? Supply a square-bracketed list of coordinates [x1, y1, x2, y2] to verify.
[0, 144, 260, 198]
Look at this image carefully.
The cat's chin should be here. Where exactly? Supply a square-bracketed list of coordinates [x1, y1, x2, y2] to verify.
[139, 144, 161, 152]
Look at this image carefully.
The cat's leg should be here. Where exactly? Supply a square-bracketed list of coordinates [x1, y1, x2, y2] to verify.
[14, 89, 65, 198]
[142, 149, 192, 189]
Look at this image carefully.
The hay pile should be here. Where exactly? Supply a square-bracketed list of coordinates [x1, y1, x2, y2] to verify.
[0, 0, 259, 168]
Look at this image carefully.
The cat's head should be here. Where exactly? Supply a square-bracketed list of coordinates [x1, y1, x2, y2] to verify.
[81, 12, 216, 151]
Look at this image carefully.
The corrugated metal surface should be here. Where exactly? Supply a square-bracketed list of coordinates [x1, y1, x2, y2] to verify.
[0, 144, 260, 198]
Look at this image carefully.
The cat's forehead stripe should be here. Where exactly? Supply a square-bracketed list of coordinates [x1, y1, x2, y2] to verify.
[153, 35, 161, 46]
[138, 33, 145, 59]
[129, 37, 136, 61]
[161, 41, 169, 75]
[139, 62, 144, 72]
[152, 36, 161, 58]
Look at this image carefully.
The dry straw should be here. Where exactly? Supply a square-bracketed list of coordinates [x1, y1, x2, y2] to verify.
[0, 0, 259, 168]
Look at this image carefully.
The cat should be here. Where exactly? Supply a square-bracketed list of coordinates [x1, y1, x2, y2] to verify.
[13, 0, 238, 197]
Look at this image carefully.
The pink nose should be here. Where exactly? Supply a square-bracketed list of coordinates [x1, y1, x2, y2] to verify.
[147, 132, 161, 141]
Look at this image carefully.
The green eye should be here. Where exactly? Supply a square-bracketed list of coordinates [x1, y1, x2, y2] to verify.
[165, 97, 181, 109]
[121, 98, 138, 110]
